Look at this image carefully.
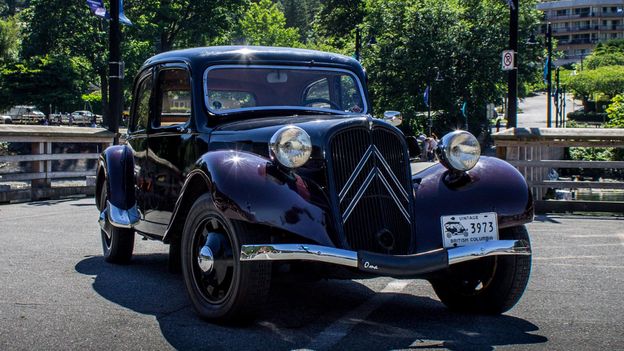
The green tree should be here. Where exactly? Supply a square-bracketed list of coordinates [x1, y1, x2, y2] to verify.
[0, 16, 19, 63]
[20, 0, 109, 120]
[360, 0, 542, 135]
[0, 54, 89, 111]
[606, 94, 624, 128]
[125, 0, 245, 53]
[280, 0, 320, 42]
[235, 0, 300, 47]
[568, 65, 624, 101]
[585, 39, 624, 69]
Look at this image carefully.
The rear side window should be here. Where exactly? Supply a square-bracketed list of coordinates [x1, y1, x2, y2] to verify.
[154, 68, 191, 128]
[132, 75, 152, 132]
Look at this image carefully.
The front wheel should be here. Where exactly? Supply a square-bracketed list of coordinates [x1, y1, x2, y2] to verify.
[181, 194, 271, 322]
[99, 185, 134, 264]
[430, 225, 532, 314]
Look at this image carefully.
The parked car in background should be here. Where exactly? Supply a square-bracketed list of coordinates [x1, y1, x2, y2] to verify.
[0, 114, 11, 124]
[3, 106, 45, 124]
[62, 110, 102, 126]
[96, 46, 533, 323]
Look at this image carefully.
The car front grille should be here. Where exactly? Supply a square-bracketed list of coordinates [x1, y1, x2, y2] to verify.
[329, 126, 413, 254]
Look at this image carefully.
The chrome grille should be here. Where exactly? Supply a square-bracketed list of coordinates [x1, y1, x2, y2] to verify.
[329, 126, 412, 254]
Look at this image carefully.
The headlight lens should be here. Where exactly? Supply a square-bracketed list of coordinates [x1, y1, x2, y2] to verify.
[269, 126, 312, 168]
[438, 130, 481, 171]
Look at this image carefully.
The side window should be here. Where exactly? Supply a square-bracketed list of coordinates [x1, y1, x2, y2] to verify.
[303, 78, 330, 108]
[132, 75, 152, 133]
[154, 68, 191, 128]
[340, 76, 363, 113]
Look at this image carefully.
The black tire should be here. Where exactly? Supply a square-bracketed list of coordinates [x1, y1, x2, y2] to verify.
[181, 194, 271, 322]
[430, 225, 531, 314]
[99, 184, 135, 264]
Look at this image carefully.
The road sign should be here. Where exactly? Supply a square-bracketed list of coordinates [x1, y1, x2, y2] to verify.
[502, 50, 515, 71]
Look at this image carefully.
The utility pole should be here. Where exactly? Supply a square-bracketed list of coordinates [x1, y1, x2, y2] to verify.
[554, 67, 560, 127]
[507, 0, 519, 128]
[546, 22, 553, 128]
[109, 0, 122, 145]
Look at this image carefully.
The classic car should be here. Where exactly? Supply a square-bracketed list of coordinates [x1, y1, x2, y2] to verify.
[96, 46, 533, 322]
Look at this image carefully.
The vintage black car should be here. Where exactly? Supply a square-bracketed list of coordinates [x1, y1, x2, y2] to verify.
[96, 46, 533, 322]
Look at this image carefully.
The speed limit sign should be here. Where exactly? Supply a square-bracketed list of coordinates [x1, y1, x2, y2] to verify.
[502, 50, 515, 71]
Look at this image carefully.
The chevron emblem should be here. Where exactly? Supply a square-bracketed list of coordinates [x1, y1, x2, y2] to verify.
[338, 145, 410, 224]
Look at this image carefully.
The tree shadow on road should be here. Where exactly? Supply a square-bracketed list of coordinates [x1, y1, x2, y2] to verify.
[75, 255, 547, 350]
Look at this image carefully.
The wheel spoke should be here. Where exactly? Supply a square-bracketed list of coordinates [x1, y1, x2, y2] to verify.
[192, 217, 235, 305]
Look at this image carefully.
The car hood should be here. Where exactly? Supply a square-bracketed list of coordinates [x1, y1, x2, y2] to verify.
[209, 114, 382, 159]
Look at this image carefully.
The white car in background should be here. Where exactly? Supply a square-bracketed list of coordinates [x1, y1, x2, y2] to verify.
[0, 115, 12, 124]
[62, 110, 102, 126]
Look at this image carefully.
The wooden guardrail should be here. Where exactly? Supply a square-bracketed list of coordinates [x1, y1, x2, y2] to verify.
[0, 125, 114, 203]
[493, 128, 624, 213]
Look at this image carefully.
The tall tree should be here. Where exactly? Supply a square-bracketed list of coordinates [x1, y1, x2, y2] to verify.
[0, 16, 19, 63]
[0, 54, 90, 111]
[361, 0, 542, 136]
[235, 0, 300, 47]
[20, 0, 109, 121]
[124, 0, 245, 53]
[280, 0, 321, 42]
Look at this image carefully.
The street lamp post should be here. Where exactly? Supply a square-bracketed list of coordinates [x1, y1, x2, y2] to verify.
[546, 22, 553, 128]
[426, 67, 443, 135]
[507, 0, 519, 128]
[109, 0, 123, 145]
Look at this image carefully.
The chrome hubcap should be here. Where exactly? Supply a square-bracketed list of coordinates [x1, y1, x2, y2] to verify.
[198, 244, 214, 273]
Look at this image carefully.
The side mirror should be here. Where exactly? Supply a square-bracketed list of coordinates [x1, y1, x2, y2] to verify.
[383, 110, 402, 126]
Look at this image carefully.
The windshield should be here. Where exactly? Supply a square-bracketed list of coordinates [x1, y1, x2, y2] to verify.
[204, 65, 366, 115]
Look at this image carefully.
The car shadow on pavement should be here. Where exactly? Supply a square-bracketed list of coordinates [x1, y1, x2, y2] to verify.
[75, 255, 547, 350]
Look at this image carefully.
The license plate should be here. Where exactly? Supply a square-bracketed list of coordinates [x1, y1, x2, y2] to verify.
[441, 212, 498, 248]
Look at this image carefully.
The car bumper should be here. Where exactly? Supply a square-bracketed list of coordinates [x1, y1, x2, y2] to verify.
[240, 240, 531, 276]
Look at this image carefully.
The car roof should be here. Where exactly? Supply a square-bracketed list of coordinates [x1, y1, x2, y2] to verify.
[141, 46, 363, 73]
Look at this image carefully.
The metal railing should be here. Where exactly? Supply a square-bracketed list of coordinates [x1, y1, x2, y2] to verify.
[0, 125, 114, 203]
[493, 128, 624, 214]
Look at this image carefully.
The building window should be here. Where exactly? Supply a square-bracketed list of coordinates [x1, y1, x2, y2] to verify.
[557, 9, 567, 16]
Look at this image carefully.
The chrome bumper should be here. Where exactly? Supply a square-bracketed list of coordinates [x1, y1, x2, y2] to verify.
[240, 240, 531, 276]
[98, 201, 140, 229]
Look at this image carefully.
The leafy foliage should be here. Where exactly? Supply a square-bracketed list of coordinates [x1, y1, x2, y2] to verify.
[360, 0, 542, 136]
[0, 54, 89, 111]
[0, 0, 546, 139]
[235, 0, 300, 47]
[606, 94, 624, 128]
[0, 16, 19, 63]
[124, 0, 244, 53]
[567, 65, 624, 100]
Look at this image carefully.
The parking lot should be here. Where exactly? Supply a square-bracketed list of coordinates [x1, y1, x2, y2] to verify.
[0, 197, 622, 350]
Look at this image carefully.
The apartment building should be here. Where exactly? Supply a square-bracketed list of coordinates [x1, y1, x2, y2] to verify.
[537, 0, 624, 65]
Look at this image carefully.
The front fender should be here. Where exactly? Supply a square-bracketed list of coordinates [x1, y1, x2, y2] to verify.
[193, 150, 335, 247]
[413, 156, 533, 253]
[95, 145, 140, 228]
[101, 145, 136, 210]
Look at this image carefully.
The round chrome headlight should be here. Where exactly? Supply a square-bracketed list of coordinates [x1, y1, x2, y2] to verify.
[438, 130, 481, 172]
[269, 126, 312, 168]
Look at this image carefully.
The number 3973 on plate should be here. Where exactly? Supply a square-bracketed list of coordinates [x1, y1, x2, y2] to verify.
[440, 212, 499, 248]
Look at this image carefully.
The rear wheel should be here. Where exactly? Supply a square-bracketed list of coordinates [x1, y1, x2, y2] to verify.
[181, 194, 271, 322]
[99, 185, 134, 264]
[430, 225, 531, 314]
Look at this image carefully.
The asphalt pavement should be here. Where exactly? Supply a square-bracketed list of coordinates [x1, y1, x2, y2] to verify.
[0, 197, 622, 350]
[516, 92, 581, 129]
